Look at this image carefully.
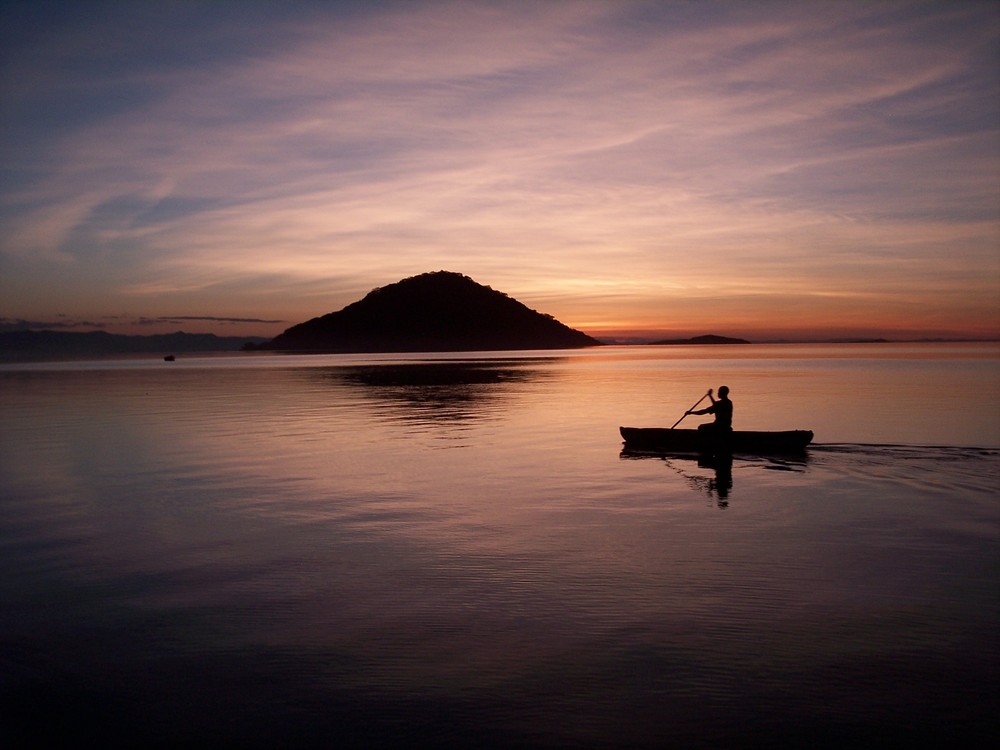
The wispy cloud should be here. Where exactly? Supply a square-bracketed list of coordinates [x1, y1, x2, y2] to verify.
[135, 316, 285, 326]
[0, 315, 283, 332]
[1, 0, 997, 338]
[0, 317, 107, 332]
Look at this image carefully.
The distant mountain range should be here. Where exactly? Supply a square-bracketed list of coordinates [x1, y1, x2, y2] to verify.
[0, 330, 268, 362]
[260, 271, 601, 352]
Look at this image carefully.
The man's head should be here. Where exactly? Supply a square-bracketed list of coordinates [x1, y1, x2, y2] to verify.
[718, 386, 730, 397]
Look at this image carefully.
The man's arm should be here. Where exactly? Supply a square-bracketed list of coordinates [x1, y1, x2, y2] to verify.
[689, 390, 716, 415]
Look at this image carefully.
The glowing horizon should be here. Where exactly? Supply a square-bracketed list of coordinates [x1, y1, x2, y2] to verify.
[1, 1, 998, 342]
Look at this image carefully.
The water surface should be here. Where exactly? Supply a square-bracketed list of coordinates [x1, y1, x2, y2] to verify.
[1, 344, 997, 747]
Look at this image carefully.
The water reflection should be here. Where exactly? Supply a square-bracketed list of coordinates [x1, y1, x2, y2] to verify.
[3, 349, 998, 747]
[316, 359, 558, 424]
[622, 450, 810, 508]
[664, 455, 734, 507]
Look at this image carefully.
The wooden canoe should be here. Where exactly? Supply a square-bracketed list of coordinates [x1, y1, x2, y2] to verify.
[619, 426, 813, 455]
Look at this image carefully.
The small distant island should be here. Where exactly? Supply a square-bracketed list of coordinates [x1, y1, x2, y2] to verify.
[648, 334, 750, 345]
[258, 271, 601, 353]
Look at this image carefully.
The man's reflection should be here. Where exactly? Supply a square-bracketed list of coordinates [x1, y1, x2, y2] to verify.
[663, 455, 734, 507]
[623, 451, 735, 508]
[699, 454, 733, 507]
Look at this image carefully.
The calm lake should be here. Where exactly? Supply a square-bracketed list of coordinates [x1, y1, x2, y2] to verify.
[1, 343, 998, 748]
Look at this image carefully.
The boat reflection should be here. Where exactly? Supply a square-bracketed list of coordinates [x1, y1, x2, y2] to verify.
[621, 449, 809, 508]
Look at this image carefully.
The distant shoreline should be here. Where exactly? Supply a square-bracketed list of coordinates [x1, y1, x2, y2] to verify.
[597, 336, 1000, 346]
[0, 330, 269, 363]
[1, 329, 997, 365]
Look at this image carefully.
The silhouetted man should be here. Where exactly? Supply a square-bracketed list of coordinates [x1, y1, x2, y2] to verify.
[688, 386, 732, 436]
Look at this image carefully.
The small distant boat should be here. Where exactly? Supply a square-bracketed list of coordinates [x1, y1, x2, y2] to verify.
[164, 355, 175, 362]
[620, 426, 813, 455]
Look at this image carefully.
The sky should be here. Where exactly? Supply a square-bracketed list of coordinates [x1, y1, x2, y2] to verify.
[1, 0, 998, 342]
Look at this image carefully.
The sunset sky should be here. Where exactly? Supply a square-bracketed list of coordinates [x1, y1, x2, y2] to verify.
[2, 0, 998, 341]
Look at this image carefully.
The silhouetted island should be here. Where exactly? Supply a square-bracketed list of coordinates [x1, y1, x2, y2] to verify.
[649, 334, 751, 345]
[260, 271, 601, 353]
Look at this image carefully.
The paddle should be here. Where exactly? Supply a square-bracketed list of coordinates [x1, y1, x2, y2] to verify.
[670, 391, 711, 429]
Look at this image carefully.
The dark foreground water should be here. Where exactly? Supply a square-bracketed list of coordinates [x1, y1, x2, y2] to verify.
[1, 344, 998, 748]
